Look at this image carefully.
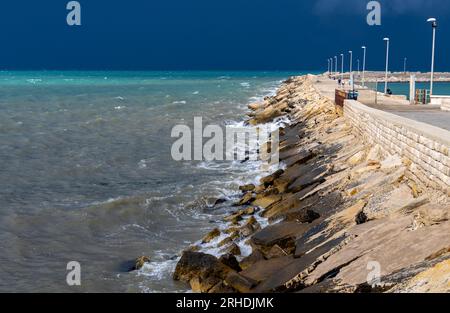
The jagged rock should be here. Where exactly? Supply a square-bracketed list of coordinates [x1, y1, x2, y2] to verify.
[208, 281, 236, 293]
[184, 245, 201, 253]
[266, 245, 288, 259]
[237, 192, 255, 206]
[285, 209, 320, 223]
[202, 228, 221, 244]
[218, 236, 233, 247]
[244, 207, 256, 215]
[251, 222, 309, 254]
[132, 256, 151, 271]
[248, 102, 263, 111]
[213, 198, 227, 206]
[223, 227, 240, 235]
[224, 211, 244, 222]
[355, 210, 368, 225]
[239, 184, 256, 193]
[260, 169, 285, 187]
[173, 251, 233, 283]
[240, 217, 261, 237]
[190, 276, 222, 293]
[253, 195, 282, 209]
[240, 249, 266, 270]
[219, 254, 242, 272]
[223, 243, 241, 256]
[224, 272, 258, 293]
[287, 165, 327, 193]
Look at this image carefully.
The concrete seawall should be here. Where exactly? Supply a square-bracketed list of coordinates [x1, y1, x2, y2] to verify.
[344, 99, 450, 194]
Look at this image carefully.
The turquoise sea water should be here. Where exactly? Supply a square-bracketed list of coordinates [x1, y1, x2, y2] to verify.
[0, 71, 304, 292]
[372, 81, 450, 99]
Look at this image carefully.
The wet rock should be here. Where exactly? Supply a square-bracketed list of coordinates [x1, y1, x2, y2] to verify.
[240, 217, 261, 237]
[214, 198, 228, 206]
[173, 251, 233, 283]
[218, 236, 233, 247]
[184, 245, 201, 253]
[129, 256, 151, 271]
[244, 207, 256, 215]
[224, 211, 244, 222]
[236, 192, 255, 206]
[224, 272, 258, 293]
[201, 228, 221, 244]
[260, 169, 285, 187]
[240, 249, 266, 270]
[224, 227, 240, 235]
[239, 184, 256, 192]
[223, 243, 241, 256]
[219, 254, 242, 272]
[253, 195, 282, 209]
[248, 102, 264, 111]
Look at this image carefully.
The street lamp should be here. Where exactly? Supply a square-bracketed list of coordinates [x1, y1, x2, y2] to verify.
[403, 57, 407, 74]
[357, 59, 360, 75]
[334, 56, 338, 76]
[362, 46, 366, 87]
[383, 37, 390, 94]
[327, 59, 330, 74]
[349, 51, 353, 73]
[427, 17, 437, 96]
[331, 58, 334, 75]
[340, 53, 344, 82]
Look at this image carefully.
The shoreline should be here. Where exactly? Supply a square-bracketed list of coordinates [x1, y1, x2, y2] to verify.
[170, 74, 450, 293]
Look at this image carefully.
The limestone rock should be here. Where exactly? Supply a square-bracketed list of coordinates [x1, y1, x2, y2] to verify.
[239, 184, 256, 192]
[219, 254, 242, 272]
[240, 249, 266, 270]
[224, 272, 258, 293]
[173, 251, 233, 283]
[202, 228, 221, 244]
[132, 256, 151, 271]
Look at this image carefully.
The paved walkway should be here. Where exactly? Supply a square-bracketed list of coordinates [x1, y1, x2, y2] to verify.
[313, 76, 450, 131]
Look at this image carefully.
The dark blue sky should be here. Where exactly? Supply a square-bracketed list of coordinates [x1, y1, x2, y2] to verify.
[0, 0, 449, 71]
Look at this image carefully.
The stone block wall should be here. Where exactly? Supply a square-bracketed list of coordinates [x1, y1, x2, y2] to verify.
[344, 100, 450, 193]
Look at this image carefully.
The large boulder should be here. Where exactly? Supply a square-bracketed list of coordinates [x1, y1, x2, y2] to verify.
[173, 251, 233, 283]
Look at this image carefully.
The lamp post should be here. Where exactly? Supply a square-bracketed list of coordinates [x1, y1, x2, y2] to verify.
[334, 56, 338, 75]
[427, 17, 437, 96]
[362, 46, 366, 87]
[383, 37, 390, 94]
[349, 51, 353, 73]
[340, 53, 344, 83]
[327, 59, 330, 74]
[330, 58, 333, 76]
[403, 57, 407, 75]
[357, 59, 360, 76]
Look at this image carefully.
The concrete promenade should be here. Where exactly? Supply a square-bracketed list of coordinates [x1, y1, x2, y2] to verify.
[314, 76, 450, 131]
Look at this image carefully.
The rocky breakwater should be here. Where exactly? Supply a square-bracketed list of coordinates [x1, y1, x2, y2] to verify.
[172, 74, 450, 293]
